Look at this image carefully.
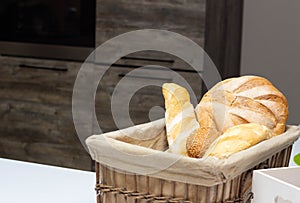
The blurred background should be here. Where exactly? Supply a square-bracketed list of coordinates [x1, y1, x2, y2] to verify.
[0, 0, 299, 171]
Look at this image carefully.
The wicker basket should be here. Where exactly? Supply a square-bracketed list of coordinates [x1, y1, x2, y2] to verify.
[86, 120, 300, 203]
[95, 146, 291, 203]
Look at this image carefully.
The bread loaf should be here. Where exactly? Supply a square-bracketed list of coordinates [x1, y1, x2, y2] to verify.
[162, 83, 200, 156]
[203, 123, 272, 159]
[187, 75, 288, 158]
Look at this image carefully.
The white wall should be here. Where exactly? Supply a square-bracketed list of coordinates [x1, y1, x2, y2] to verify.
[241, 0, 300, 125]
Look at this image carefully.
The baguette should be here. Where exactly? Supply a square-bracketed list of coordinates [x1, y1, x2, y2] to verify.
[162, 83, 200, 156]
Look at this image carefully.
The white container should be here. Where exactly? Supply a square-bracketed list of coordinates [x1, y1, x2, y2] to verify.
[252, 167, 300, 203]
[289, 126, 300, 166]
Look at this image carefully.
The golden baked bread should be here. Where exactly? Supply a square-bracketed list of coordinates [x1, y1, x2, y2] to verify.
[162, 83, 200, 156]
[203, 123, 272, 158]
[186, 75, 288, 158]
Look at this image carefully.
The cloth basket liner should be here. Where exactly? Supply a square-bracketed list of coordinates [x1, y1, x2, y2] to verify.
[86, 119, 300, 187]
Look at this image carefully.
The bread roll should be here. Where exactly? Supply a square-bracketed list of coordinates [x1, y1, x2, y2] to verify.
[203, 123, 272, 158]
[187, 75, 288, 158]
[162, 83, 200, 156]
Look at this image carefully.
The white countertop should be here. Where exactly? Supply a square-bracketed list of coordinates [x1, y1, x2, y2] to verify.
[0, 129, 299, 203]
[0, 158, 96, 203]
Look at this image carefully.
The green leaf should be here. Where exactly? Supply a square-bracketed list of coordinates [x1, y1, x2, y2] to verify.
[294, 153, 300, 166]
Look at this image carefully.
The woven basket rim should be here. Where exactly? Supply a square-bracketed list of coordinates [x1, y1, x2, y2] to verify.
[87, 121, 300, 186]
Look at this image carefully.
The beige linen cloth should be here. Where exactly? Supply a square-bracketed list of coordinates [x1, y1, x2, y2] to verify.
[86, 119, 300, 187]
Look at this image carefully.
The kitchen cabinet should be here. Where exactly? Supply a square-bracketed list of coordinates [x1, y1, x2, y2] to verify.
[0, 56, 92, 170]
[95, 64, 202, 133]
[0, 0, 244, 170]
[94, 0, 205, 133]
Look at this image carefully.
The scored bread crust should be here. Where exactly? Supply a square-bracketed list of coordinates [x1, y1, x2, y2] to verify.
[186, 75, 288, 158]
[162, 83, 200, 156]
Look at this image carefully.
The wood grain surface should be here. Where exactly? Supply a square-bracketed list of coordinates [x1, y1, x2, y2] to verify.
[96, 0, 206, 71]
[0, 0, 208, 170]
[0, 56, 92, 170]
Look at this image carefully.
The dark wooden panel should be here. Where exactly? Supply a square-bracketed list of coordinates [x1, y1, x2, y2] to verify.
[0, 99, 73, 121]
[204, 0, 244, 80]
[0, 83, 72, 106]
[94, 65, 202, 132]
[0, 56, 92, 170]
[96, 0, 206, 71]
[96, 65, 202, 97]
[0, 56, 82, 88]
[0, 139, 91, 170]
[94, 0, 205, 133]
[0, 102, 79, 145]
[96, 0, 205, 45]
[108, 51, 205, 73]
